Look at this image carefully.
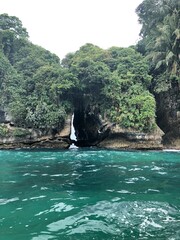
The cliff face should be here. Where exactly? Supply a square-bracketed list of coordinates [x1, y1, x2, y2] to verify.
[98, 126, 164, 150]
[68, 95, 164, 149]
[1, 89, 179, 150]
[155, 82, 180, 149]
[73, 111, 164, 150]
[0, 109, 71, 149]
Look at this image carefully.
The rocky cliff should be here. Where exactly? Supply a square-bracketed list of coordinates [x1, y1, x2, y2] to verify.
[67, 96, 165, 149]
[0, 97, 179, 150]
[155, 82, 180, 149]
[0, 110, 71, 149]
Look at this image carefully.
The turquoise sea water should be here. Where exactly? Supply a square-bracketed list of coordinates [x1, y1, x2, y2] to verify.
[0, 149, 180, 240]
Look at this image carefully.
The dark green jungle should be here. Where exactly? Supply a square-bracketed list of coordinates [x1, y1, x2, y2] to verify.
[0, 0, 179, 148]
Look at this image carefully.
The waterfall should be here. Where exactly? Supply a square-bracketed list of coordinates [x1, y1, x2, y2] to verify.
[69, 114, 78, 148]
[70, 114, 76, 140]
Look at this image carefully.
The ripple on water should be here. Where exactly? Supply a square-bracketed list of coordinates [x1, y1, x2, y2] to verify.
[35, 202, 74, 217]
[125, 176, 149, 184]
[0, 197, 19, 205]
[45, 201, 180, 239]
[0, 149, 180, 240]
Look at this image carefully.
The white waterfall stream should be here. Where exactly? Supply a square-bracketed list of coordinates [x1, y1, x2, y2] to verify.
[69, 114, 78, 148]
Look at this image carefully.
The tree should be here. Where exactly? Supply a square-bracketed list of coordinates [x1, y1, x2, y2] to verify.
[0, 50, 24, 107]
[25, 102, 66, 131]
[63, 44, 112, 105]
[102, 47, 155, 132]
[0, 14, 28, 39]
[136, 0, 180, 92]
[0, 14, 158, 134]
[0, 14, 29, 64]
[0, 15, 74, 132]
[72, 58, 111, 96]
[63, 44, 156, 132]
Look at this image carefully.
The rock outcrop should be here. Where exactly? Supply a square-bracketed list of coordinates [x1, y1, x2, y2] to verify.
[155, 82, 180, 149]
[98, 124, 164, 150]
[71, 101, 165, 149]
[0, 100, 179, 150]
[0, 113, 71, 149]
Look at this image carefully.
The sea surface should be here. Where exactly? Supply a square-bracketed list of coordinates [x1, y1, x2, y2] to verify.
[0, 149, 180, 240]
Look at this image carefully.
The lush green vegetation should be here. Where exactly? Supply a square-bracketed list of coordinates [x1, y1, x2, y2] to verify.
[0, 0, 179, 135]
[0, 124, 30, 138]
[0, 125, 9, 137]
[63, 44, 156, 131]
[136, 0, 179, 93]
[0, 14, 75, 133]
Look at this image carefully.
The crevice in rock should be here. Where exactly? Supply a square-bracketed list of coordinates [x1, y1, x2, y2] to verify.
[155, 82, 180, 145]
[71, 95, 110, 147]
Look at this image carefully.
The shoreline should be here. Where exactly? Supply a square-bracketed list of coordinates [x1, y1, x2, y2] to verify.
[0, 143, 179, 151]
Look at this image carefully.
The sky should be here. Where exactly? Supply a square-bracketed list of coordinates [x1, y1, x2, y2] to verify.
[1, 0, 143, 60]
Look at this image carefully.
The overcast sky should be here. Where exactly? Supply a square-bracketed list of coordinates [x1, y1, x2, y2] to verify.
[1, 0, 143, 60]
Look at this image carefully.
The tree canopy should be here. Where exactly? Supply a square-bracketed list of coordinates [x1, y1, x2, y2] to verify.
[0, 14, 74, 132]
[136, 0, 180, 92]
[0, 13, 29, 38]
[1, 12, 171, 134]
[62, 44, 156, 132]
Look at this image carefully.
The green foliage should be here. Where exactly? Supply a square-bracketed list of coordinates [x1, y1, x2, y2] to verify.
[26, 102, 66, 131]
[99, 47, 155, 132]
[103, 74, 156, 132]
[12, 128, 30, 137]
[136, 0, 180, 92]
[0, 125, 30, 138]
[72, 58, 111, 96]
[0, 30, 15, 63]
[0, 14, 77, 133]
[8, 101, 27, 126]
[0, 14, 29, 64]
[106, 96, 156, 131]
[0, 15, 75, 133]
[0, 13, 28, 39]
[0, 15, 157, 134]
[64, 45, 156, 132]
[0, 125, 9, 137]
[67, 43, 107, 65]
[0, 50, 24, 107]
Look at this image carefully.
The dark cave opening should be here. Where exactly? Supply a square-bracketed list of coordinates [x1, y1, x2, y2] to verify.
[72, 108, 100, 147]
[70, 95, 108, 147]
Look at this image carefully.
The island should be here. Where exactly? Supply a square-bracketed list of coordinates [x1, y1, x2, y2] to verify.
[0, 0, 179, 150]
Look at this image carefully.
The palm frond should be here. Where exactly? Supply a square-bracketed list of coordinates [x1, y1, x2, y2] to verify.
[155, 60, 166, 70]
[165, 51, 175, 66]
